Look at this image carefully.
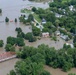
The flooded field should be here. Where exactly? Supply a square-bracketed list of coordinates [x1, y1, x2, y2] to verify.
[25, 36, 65, 50]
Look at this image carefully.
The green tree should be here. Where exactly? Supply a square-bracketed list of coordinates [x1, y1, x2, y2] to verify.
[15, 18, 17, 22]
[5, 17, 9, 22]
[32, 7, 37, 12]
[7, 70, 16, 75]
[7, 36, 16, 45]
[32, 26, 41, 36]
[15, 59, 44, 75]
[5, 44, 12, 52]
[40, 70, 51, 75]
[0, 40, 4, 47]
[0, 9, 2, 13]
[16, 37, 25, 46]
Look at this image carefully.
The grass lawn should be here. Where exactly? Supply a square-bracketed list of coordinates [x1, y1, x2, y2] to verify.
[62, 0, 71, 3]
[21, 9, 31, 14]
[33, 13, 41, 23]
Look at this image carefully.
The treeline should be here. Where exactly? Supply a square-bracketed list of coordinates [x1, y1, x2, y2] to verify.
[16, 44, 76, 72]
[8, 44, 76, 75]
[49, 0, 76, 33]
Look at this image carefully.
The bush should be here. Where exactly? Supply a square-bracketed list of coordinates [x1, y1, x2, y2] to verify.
[0, 9, 2, 13]
[25, 32, 36, 42]
[0, 40, 4, 47]
[5, 17, 9, 22]
[32, 7, 37, 12]
[16, 37, 25, 46]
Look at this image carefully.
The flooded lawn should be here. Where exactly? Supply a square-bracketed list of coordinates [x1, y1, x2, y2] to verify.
[25, 36, 65, 50]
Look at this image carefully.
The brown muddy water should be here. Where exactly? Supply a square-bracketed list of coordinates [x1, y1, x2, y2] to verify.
[0, 58, 76, 75]
[0, 0, 49, 44]
[0, 0, 76, 75]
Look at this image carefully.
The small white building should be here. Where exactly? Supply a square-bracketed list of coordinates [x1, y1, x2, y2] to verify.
[42, 32, 49, 37]
[66, 43, 74, 48]
[41, 18, 46, 24]
[55, 31, 60, 36]
[60, 34, 68, 40]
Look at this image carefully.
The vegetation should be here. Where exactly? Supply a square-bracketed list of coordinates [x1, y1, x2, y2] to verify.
[32, 26, 41, 36]
[0, 40, 4, 47]
[5, 44, 15, 52]
[0, 9, 2, 13]
[15, 44, 76, 72]
[25, 32, 36, 42]
[15, 18, 17, 22]
[5, 17, 9, 22]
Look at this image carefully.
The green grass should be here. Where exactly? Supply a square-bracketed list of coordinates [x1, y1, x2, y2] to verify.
[33, 13, 41, 23]
[62, 0, 71, 3]
[21, 9, 31, 14]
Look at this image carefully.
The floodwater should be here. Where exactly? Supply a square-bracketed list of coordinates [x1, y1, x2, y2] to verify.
[0, 58, 76, 75]
[0, 58, 18, 75]
[25, 37, 65, 50]
[0, 0, 75, 75]
[0, 0, 49, 44]
[44, 65, 76, 75]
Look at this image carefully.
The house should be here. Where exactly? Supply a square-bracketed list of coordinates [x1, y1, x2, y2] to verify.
[66, 43, 74, 48]
[55, 31, 60, 36]
[41, 18, 46, 24]
[42, 32, 49, 37]
[60, 34, 69, 40]
[24, 16, 28, 20]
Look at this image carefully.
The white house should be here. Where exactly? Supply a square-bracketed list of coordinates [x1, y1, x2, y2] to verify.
[41, 18, 46, 24]
[66, 43, 74, 48]
[60, 34, 68, 40]
[42, 32, 49, 37]
[55, 31, 60, 36]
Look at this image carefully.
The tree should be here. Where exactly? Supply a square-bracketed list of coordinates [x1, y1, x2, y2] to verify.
[15, 18, 17, 22]
[15, 27, 22, 33]
[31, 53, 45, 64]
[40, 70, 51, 75]
[28, 14, 34, 21]
[32, 26, 41, 36]
[32, 7, 37, 12]
[5, 44, 12, 52]
[0, 9, 2, 13]
[7, 36, 16, 45]
[5, 17, 9, 22]
[0, 40, 4, 47]
[7, 70, 16, 75]
[16, 37, 25, 46]
[15, 59, 44, 75]
[25, 32, 36, 42]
